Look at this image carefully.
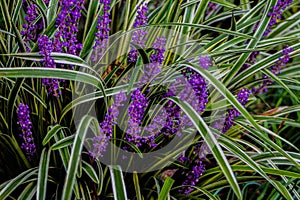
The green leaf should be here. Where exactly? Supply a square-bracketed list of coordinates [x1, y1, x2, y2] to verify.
[17, 182, 37, 200]
[80, 2, 101, 58]
[149, 22, 255, 39]
[190, 186, 220, 200]
[82, 160, 99, 184]
[158, 177, 174, 200]
[262, 68, 299, 103]
[211, 0, 238, 9]
[61, 115, 97, 200]
[231, 43, 300, 90]
[37, 148, 51, 200]
[47, 0, 59, 24]
[109, 165, 128, 200]
[0, 67, 101, 88]
[219, 137, 294, 200]
[133, 172, 142, 200]
[96, 160, 104, 196]
[0, 168, 37, 199]
[51, 135, 74, 150]
[42, 124, 66, 145]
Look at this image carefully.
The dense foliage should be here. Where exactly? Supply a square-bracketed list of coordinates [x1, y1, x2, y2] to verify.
[0, 0, 300, 199]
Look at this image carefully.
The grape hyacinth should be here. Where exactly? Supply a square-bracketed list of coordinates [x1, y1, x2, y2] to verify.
[252, 46, 293, 94]
[38, 35, 61, 97]
[222, 88, 251, 133]
[21, 3, 38, 51]
[93, 0, 111, 60]
[128, 3, 149, 63]
[17, 103, 36, 159]
[90, 92, 127, 159]
[54, 0, 84, 55]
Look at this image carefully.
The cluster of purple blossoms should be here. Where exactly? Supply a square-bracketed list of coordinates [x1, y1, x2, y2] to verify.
[175, 57, 212, 194]
[252, 46, 293, 94]
[124, 38, 179, 148]
[89, 92, 127, 159]
[124, 88, 155, 148]
[150, 37, 166, 64]
[17, 103, 36, 159]
[21, 3, 38, 52]
[178, 144, 206, 195]
[206, 2, 218, 15]
[161, 90, 182, 137]
[128, 3, 149, 63]
[142, 37, 166, 84]
[181, 56, 210, 113]
[124, 88, 182, 149]
[53, 0, 84, 55]
[127, 89, 149, 135]
[242, 0, 293, 73]
[222, 88, 251, 133]
[93, 0, 111, 60]
[38, 35, 61, 97]
[264, 0, 293, 36]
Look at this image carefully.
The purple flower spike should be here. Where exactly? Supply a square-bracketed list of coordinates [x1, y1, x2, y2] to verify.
[127, 89, 148, 135]
[142, 37, 166, 84]
[54, 0, 84, 56]
[264, 0, 293, 36]
[93, 0, 111, 60]
[244, 1, 293, 73]
[38, 35, 61, 97]
[253, 46, 293, 95]
[182, 62, 209, 113]
[128, 3, 149, 63]
[21, 3, 38, 51]
[179, 144, 206, 195]
[222, 88, 251, 133]
[17, 103, 36, 159]
[89, 91, 127, 160]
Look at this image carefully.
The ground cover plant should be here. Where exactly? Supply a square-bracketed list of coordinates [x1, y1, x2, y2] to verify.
[0, 0, 300, 199]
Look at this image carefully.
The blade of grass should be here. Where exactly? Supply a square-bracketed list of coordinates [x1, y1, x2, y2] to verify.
[158, 177, 174, 200]
[61, 115, 97, 200]
[109, 165, 128, 200]
[37, 148, 51, 200]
